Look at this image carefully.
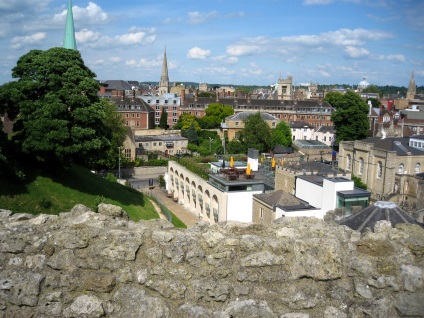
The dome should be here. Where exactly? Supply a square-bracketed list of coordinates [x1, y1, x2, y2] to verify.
[358, 77, 369, 90]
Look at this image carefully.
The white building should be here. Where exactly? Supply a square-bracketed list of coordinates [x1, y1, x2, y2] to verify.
[290, 121, 314, 141]
[313, 126, 335, 146]
[166, 149, 274, 223]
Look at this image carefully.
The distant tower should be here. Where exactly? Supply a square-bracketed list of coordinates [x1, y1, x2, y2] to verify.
[63, 0, 77, 50]
[407, 71, 416, 100]
[158, 48, 170, 96]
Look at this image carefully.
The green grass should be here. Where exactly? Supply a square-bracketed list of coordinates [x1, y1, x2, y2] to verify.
[0, 165, 158, 222]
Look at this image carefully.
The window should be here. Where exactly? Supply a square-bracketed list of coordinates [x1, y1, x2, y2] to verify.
[125, 114, 129, 118]
[165, 100, 168, 104]
[272, 122, 276, 127]
[156, 100, 159, 104]
[124, 149, 131, 158]
[173, 112, 177, 117]
[153, 142, 157, 146]
[156, 106, 160, 110]
[398, 164, 404, 174]
[136, 121, 140, 127]
[235, 122, 239, 126]
[145, 143, 149, 147]
[260, 207, 264, 219]
[347, 154, 351, 170]
[136, 113, 140, 118]
[415, 163, 421, 173]
[155, 112, 160, 116]
[359, 157, 364, 175]
[316, 136, 318, 140]
[323, 136, 327, 142]
[377, 161, 382, 178]
[131, 114, 135, 118]
[125, 121, 129, 126]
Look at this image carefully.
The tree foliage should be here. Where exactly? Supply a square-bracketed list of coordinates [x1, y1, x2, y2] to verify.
[238, 113, 272, 153]
[159, 108, 168, 129]
[0, 47, 112, 169]
[271, 120, 292, 147]
[172, 113, 200, 131]
[199, 103, 234, 129]
[182, 123, 199, 145]
[325, 91, 370, 143]
[362, 85, 382, 97]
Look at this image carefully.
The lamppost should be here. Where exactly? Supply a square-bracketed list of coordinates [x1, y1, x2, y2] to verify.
[209, 137, 213, 152]
[118, 147, 121, 180]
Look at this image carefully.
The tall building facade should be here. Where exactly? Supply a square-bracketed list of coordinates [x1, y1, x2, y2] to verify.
[63, 0, 77, 50]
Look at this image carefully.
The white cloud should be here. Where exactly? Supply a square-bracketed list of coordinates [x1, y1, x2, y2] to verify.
[75, 28, 156, 48]
[53, 2, 108, 24]
[345, 46, 370, 58]
[211, 55, 238, 64]
[187, 11, 218, 25]
[319, 70, 331, 77]
[110, 57, 122, 63]
[11, 32, 46, 49]
[386, 54, 405, 63]
[187, 47, 211, 60]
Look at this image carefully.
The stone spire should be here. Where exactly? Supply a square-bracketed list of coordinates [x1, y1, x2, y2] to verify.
[407, 71, 416, 99]
[63, 0, 77, 50]
[158, 48, 170, 96]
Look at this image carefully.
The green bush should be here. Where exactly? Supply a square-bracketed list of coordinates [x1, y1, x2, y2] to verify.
[178, 157, 210, 180]
[106, 172, 117, 182]
[93, 195, 107, 212]
[352, 175, 367, 190]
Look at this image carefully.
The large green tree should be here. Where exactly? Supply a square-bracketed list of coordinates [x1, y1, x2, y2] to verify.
[159, 108, 168, 129]
[238, 112, 272, 153]
[0, 47, 111, 168]
[172, 113, 200, 131]
[199, 103, 234, 129]
[325, 91, 370, 143]
[271, 120, 292, 147]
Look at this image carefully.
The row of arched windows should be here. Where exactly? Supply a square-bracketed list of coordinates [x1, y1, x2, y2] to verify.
[346, 154, 421, 178]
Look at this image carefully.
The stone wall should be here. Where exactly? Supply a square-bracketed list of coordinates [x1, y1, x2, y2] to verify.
[0, 204, 423, 318]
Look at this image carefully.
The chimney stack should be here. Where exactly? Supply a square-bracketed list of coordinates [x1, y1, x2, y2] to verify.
[181, 89, 185, 105]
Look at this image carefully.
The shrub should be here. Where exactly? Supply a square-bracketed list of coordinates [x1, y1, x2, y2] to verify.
[106, 172, 117, 182]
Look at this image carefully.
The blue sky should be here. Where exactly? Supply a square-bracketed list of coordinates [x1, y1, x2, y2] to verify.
[0, 0, 423, 87]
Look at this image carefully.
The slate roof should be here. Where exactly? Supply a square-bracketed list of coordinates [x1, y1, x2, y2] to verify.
[359, 136, 424, 156]
[101, 80, 133, 91]
[253, 190, 310, 211]
[289, 121, 312, 129]
[338, 201, 422, 232]
[134, 135, 188, 142]
[227, 112, 279, 121]
[315, 126, 335, 134]
[273, 145, 294, 154]
[111, 96, 154, 113]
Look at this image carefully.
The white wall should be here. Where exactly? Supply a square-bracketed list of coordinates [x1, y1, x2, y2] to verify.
[321, 178, 354, 215]
[292, 128, 314, 141]
[227, 191, 262, 223]
[295, 178, 322, 208]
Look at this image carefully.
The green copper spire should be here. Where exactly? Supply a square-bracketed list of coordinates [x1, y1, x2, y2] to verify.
[63, 0, 77, 50]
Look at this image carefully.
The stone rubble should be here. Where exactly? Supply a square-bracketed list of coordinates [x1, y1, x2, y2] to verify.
[0, 205, 423, 317]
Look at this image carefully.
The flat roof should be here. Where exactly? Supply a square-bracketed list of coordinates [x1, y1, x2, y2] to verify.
[337, 188, 371, 198]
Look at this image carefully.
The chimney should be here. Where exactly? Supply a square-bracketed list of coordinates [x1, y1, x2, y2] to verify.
[99, 85, 106, 95]
[181, 89, 185, 104]
[216, 91, 219, 102]
[195, 89, 198, 102]
[132, 89, 136, 100]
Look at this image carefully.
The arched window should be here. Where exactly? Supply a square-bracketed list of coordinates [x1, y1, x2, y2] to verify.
[347, 154, 351, 170]
[398, 163, 404, 174]
[415, 163, 421, 173]
[377, 161, 382, 178]
[359, 157, 364, 175]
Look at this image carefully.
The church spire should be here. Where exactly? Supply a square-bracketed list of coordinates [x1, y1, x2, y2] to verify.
[63, 0, 77, 50]
[158, 48, 170, 96]
[407, 71, 416, 99]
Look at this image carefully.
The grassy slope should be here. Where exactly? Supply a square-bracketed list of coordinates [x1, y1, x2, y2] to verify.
[0, 165, 158, 222]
